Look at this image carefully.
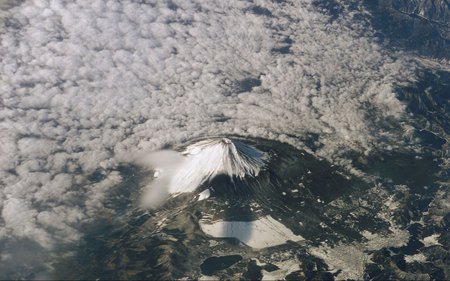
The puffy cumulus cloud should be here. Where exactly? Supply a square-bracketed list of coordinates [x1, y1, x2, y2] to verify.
[2, 198, 53, 248]
[0, 0, 419, 268]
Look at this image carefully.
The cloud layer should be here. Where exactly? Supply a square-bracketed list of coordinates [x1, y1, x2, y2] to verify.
[0, 0, 422, 274]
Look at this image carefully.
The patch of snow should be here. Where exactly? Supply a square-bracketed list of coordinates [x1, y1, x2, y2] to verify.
[199, 215, 303, 249]
[198, 189, 211, 201]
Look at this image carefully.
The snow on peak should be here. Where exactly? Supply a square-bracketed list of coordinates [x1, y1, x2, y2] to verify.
[138, 138, 267, 208]
[170, 138, 266, 194]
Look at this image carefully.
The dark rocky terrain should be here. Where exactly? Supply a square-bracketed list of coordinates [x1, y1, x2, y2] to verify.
[365, 0, 450, 58]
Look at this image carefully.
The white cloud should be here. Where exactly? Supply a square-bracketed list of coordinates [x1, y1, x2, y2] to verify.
[2, 197, 53, 248]
[200, 215, 304, 249]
